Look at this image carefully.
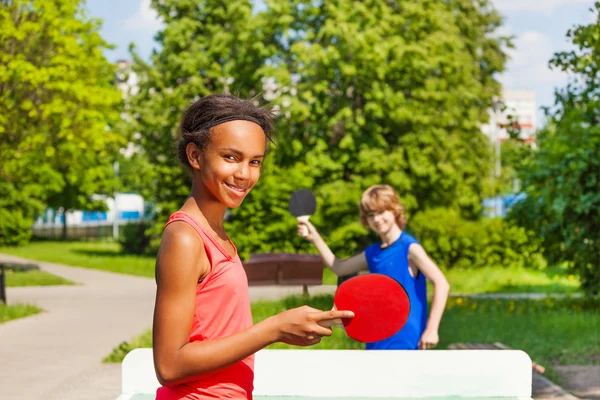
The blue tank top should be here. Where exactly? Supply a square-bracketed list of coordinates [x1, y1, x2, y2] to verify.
[364, 231, 427, 350]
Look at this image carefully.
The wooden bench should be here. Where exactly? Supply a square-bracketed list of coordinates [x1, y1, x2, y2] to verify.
[115, 348, 534, 399]
[242, 253, 324, 296]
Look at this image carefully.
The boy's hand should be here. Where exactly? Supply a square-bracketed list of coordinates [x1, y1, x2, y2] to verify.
[418, 328, 439, 350]
[297, 220, 318, 242]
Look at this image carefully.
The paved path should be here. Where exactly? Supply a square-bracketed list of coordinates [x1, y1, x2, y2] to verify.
[0, 253, 335, 400]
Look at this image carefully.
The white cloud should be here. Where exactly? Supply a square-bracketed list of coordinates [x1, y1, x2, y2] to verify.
[589, 5, 599, 22]
[499, 30, 575, 125]
[124, 0, 164, 31]
[500, 30, 568, 89]
[493, 0, 591, 16]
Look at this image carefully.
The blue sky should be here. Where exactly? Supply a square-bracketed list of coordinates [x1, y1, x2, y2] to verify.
[85, 0, 596, 126]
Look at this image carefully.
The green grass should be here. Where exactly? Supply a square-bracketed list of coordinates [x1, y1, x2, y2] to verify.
[325, 265, 580, 295]
[441, 265, 580, 295]
[104, 329, 153, 363]
[438, 296, 599, 382]
[105, 293, 599, 379]
[5, 269, 75, 287]
[0, 303, 43, 323]
[1, 241, 580, 295]
[0, 240, 155, 278]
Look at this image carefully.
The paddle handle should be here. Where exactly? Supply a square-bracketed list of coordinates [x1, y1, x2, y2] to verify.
[297, 216, 310, 237]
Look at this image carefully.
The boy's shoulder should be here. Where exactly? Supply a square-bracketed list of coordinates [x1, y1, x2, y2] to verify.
[401, 231, 420, 244]
[364, 241, 382, 257]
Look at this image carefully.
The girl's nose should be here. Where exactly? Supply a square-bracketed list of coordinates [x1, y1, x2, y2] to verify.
[234, 163, 250, 180]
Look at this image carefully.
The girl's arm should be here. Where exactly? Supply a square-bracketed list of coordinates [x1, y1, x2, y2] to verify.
[298, 220, 368, 277]
[408, 244, 450, 349]
[153, 222, 353, 386]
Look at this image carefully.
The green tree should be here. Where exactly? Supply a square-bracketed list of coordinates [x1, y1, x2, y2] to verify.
[128, 0, 511, 260]
[500, 138, 534, 194]
[234, 0, 510, 257]
[125, 0, 276, 247]
[510, 3, 600, 296]
[0, 0, 123, 243]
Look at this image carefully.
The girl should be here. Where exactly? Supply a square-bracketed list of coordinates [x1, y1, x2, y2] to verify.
[298, 184, 450, 350]
[153, 94, 353, 399]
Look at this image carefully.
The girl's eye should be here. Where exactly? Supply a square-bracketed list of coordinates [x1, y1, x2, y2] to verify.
[225, 155, 237, 161]
[251, 160, 262, 166]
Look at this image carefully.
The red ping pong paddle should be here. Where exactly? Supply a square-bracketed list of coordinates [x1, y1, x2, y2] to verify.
[321, 274, 410, 343]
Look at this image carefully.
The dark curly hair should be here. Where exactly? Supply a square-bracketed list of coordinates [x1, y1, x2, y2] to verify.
[176, 94, 276, 168]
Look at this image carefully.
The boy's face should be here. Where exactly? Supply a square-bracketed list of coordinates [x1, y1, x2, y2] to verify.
[366, 209, 397, 235]
[196, 120, 266, 208]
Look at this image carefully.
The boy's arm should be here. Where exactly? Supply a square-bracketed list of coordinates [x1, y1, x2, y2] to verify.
[408, 244, 450, 349]
[299, 220, 368, 276]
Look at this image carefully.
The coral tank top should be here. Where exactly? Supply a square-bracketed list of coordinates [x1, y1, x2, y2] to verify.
[156, 211, 254, 399]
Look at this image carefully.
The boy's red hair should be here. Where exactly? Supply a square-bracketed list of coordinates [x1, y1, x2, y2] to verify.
[359, 185, 408, 230]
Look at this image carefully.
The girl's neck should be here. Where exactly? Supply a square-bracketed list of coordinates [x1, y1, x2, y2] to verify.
[183, 183, 227, 231]
[380, 225, 402, 248]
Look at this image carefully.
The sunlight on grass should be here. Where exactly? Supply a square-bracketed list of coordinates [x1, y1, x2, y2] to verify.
[1, 241, 580, 295]
[442, 265, 580, 295]
[0, 241, 155, 278]
[0, 303, 43, 323]
[5, 269, 75, 287]
[326, 264, 579, 294]
[103, 329, 153, 363]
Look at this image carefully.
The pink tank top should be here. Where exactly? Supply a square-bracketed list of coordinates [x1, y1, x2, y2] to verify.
[156, 211, 254, 400]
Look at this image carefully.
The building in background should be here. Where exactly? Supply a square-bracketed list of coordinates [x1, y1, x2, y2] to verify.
[115, 59, 139, 97]
[33, 193, 146, 239]
[481, 90, 537, 145]
[481, 90, 536, 218]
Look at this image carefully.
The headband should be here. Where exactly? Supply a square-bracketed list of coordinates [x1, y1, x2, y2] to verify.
[202, 115, 261, 130]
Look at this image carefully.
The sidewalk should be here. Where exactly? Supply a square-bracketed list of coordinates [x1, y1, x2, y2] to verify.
[0, 253, 334, 400]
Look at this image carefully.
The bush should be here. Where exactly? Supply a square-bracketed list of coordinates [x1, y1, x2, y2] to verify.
[507, 10, 600, 297]
[408, 208, 546, 270]
[0, 208, 33, 246]
[119, 221, 153, 255]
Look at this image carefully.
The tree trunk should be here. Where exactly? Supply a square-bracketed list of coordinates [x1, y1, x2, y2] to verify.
[61, 209, 68, 241]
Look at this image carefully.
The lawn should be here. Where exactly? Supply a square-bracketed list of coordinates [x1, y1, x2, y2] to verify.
[324, 265, 580, 294]
[0, 303, 43, 324]
[5, 269, 74, 287]
[1, 241, 581, 295]
[104, 293, 599, 385]
[0, 240, 155, 278]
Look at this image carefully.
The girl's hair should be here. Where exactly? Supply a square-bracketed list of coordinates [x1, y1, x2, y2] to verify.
[359, 184, 408, 230]
[176, 94, 276, 168]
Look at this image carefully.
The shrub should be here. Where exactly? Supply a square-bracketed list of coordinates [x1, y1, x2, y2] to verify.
[0, 208, 32, 246]
[408, 208, 546, 270]
[119, 221, 153, 255]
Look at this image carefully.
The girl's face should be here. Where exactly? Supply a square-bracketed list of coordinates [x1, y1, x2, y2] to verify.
[366, 209, 398, 235]
[196, 120, 266, 208]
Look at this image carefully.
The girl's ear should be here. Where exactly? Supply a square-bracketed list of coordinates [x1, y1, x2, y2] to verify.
[186, 142, 202, 171]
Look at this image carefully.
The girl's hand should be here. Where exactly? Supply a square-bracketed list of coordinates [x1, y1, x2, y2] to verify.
[297, 220, 318, 242]
[270, 306, 354, 347]
[418, 328, 439, 350]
